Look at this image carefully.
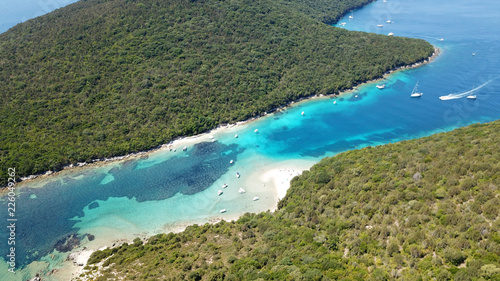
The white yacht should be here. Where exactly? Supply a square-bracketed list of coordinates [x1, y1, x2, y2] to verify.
[410, 81, 423, 97]
[253, 196, 260, 201]
[388, 32, 394, 36]
[218, 190, 223, 196]
[220, 209, 227, 213]
[376, 84, 385, 89]
[377, 24, 383, 28]
[238, 188, 246, 194]
[467, 95, 477, 99]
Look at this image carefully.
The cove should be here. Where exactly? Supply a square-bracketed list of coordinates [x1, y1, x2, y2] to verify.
[1, 0, 500, 279]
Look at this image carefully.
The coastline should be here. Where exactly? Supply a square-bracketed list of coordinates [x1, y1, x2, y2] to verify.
[1, 46, 441, 281]
[41, 157, 315, 281]
[5, 46, 439, 191]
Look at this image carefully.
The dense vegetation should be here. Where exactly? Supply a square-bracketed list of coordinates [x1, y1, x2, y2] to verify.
[0, 0, 434, 185]
[83, 121, 500, 280]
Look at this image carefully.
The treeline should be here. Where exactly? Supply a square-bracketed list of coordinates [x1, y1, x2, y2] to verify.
[83, 120, 500, 280]
[0, 0, 434, 185]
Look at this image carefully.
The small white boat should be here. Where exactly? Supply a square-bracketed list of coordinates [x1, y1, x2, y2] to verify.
[410, 81, 423, 97]
[386, 20, 391, 24]
[238, 188, 246, 194]
[301, 111, 304, 116]
[182, 146, 187, 151]
[230, 160, 234, 164]
[220, 209, 227, 213]
[236, 172, 240, 178]
[254, 129, 258, 133]
[234, 134, 238, 138]
[439, 38, 444, 41]
[472, 53, 475, 56]
[253, 196, 260, 201]
[222, 183, 228, 189]
[339, 22, 347, 27]
[349, 15, 353, 19]
[376, 84, 385, 89]
[355, 95, 358, 98]
[349, 11, 354, 20]
[211, 138, 216, 142]
[439, 94, 455, 100]
[388, 32, 394, 36]
[377, 24, 383, 28]
[218, 190, 223, 196]
[333, 101, 337, 104]
[467, 95, 477, 99]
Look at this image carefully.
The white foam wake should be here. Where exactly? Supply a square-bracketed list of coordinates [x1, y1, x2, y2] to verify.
[439, 79, 493, 100]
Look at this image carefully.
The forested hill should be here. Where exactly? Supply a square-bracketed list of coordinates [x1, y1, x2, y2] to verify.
[0, 0, 434, 185]
[84, 121, 500, 280]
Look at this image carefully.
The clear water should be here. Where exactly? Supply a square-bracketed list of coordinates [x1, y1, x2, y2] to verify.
[0, 0, 78, 33]
[1, 0, 500, 279]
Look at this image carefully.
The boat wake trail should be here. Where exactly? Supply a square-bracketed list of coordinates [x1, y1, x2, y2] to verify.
[439, 79, 494, 100]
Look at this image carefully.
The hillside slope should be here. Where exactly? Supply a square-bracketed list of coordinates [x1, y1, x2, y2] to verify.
[84, 120, 500, 280]
[0, 0, 434, 185]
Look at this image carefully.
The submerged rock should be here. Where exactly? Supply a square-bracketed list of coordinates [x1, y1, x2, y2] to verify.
[54, 233, 80, 252]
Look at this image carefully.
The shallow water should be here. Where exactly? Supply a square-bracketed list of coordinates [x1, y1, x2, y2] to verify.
[1, 0, 500, 279]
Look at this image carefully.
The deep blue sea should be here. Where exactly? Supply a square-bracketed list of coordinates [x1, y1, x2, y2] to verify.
[1, 0, 500, 279]
[0, 0, 78, 33]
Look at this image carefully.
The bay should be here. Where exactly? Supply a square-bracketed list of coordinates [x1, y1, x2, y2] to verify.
[1, 0, 499, 280]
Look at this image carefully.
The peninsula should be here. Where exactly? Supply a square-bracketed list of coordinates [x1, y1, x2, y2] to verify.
[0, 0, 434, 186]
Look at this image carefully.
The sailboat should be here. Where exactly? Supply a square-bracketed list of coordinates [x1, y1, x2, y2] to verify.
[349, 11, 354, 19]
[410, 81, 423, 97]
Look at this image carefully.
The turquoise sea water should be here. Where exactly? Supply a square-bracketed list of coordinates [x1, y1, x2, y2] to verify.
[1, 0, 500, 279]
